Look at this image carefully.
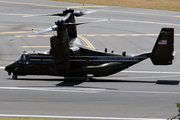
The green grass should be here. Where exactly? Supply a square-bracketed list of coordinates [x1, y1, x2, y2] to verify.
[53, 0, 180, 11]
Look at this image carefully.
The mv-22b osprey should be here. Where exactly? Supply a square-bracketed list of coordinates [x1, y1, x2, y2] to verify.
[5, 8, 174, 81]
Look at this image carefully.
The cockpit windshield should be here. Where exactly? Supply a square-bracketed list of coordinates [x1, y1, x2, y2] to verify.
[16, 55, 22, 61]
[16, 54, 29, 62]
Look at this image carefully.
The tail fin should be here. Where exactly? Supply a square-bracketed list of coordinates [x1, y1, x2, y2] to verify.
[150, 28, 174, 65]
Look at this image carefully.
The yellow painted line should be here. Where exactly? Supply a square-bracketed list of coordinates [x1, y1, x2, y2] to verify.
[86, 35, 96, 37]
[102, 35, 110, 36]
[83, 33, 180, 37]
[23, 46, 50, 48]
[117, 34, 126, 36]
[131, 34, 140, 36]
[81, 34, 158, 36]
[28, 36, 36, 38]
[78, 35, 95, 49]
[77, 35, 91, 48]
[14, 33, 180, 37]
[146, 34, 158, 36]
[14, 33, 180, 38]
[15, 35, 23, 37]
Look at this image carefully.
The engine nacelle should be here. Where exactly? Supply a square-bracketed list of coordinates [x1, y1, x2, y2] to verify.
[70, 46, 80, 56]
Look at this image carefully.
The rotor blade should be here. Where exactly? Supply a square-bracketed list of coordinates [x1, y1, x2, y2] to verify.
[75, 7, 114, 17]
[23, 13, 64, 17]
[10, 25, 57, 41]
[61, 13, 71, 21]
[63, 19, 110, 26]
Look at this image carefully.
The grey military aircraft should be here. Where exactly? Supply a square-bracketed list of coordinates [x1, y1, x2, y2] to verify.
[5, 8, 175, 81]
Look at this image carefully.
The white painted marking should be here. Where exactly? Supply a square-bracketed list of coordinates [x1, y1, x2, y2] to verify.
[0, 114, 167, 120]
[23, 46, 50, 48]
[82, 17, 180, 27]
[0, 66, 5, 69]
[114, 90, 180, 95]
[0, 87, 179, 95]
[0, 87, 105, 93]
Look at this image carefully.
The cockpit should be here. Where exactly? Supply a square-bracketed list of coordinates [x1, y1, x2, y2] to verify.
[16, 54, 29, 63]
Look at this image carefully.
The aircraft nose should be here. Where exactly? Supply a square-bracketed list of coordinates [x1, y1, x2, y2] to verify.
[5, 62, 15, 72]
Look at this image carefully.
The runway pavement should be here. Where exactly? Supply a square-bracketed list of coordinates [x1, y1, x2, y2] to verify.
[0, 0, 180, 119]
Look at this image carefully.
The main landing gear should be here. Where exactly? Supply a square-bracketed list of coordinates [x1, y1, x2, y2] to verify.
[85, 74, 93, 81]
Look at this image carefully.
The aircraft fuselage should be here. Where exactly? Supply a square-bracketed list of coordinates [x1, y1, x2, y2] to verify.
[5, 49, 150, 78]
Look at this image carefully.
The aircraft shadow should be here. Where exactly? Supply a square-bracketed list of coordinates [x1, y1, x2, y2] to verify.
[56, 79, 180, 86]
[90, 79, 179, 85]
[56, 79, 179, 89]
[8, 78, 179, 86]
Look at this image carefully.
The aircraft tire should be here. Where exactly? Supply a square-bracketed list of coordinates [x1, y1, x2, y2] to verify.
[12, 74, 17, 79]
[85, 77, 92, 82]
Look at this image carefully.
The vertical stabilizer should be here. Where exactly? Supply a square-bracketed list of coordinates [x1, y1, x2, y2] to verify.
[150, 28, 174, 65]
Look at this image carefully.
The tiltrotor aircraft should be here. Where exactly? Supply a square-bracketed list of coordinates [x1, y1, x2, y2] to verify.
[5, 7, 174, 81]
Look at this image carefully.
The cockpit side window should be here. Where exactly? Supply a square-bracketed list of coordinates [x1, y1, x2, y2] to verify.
[15, 54, 29, 64]
[22, 55, 26, 61]
[16, 54, 29, 63]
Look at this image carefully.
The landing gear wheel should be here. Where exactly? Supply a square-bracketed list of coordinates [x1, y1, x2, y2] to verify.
[12, 74, 17, 79]
[85, 74, 93, 82]
[85, 77, 92, 82]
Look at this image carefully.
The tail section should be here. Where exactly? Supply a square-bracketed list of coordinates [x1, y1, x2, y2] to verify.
[150, 28, 174, 65]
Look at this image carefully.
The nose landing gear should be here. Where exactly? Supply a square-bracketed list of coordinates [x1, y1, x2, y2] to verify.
[12, 73, 18, 79]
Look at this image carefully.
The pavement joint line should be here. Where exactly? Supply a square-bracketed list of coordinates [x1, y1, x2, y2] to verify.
[0, 114, 167, 120]
[107, 10, 179, 18]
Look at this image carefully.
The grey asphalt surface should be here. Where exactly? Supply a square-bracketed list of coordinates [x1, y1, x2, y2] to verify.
[0, 0, 180, 119]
